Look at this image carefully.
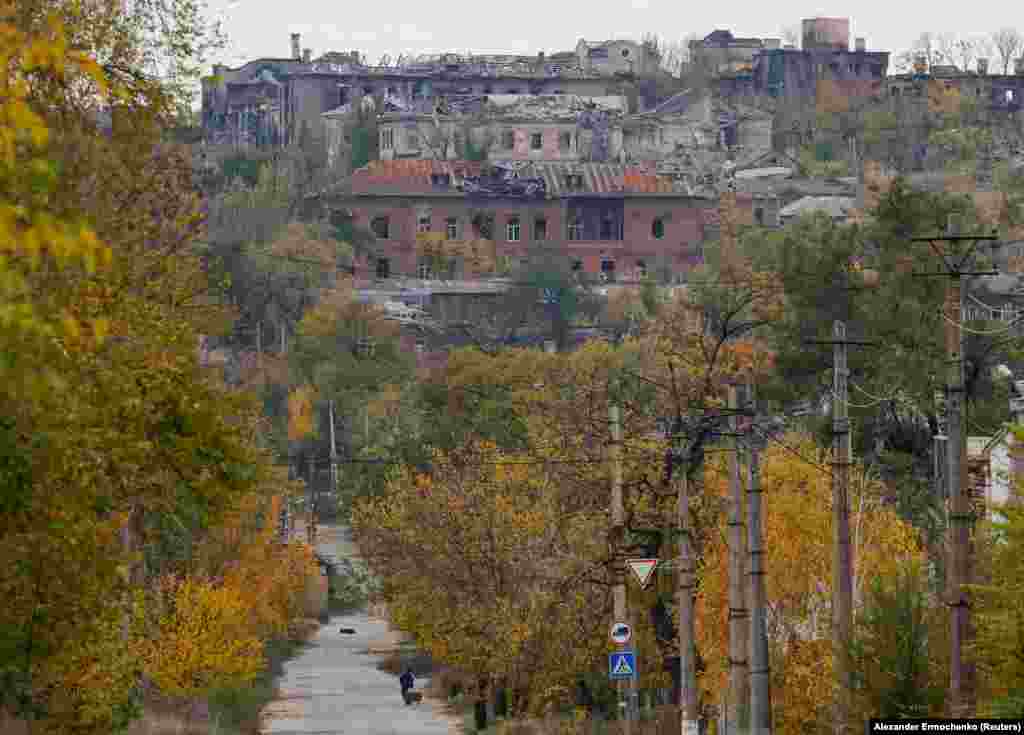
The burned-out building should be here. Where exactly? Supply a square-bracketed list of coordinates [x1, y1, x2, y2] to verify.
[202, 34, 651, 147]
[324, 159, 730, 285]
[351, 95, 629, 165]
[689, 20, 889, 103]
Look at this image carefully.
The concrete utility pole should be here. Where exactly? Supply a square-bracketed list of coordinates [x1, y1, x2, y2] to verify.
[676, 425, 699, 735]
[307, 454, 316, 545]
[805, 323, 877, 735]
[911, 219, 998, 717]
[745, 382, 772, 735]
[609, 402, 633, 731]
[329, 400, 338, 496]
[726, 384, 749, 735]
[831, 321, 854, 735]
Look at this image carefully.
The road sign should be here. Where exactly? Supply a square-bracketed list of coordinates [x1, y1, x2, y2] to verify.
[610, 622, 632, 646]
[609, 650, 637, 680]
[626, 558, 658, 588]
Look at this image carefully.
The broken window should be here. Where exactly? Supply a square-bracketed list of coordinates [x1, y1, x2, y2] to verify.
[600, 257, 616, 282]
[417, 215, 431, 233]
[652, 217, 665, 239]
[559, 132, 572, 151]
[506, 217, 521, 242]
[502, 130, 515, 149]
[568, 217, 583, 240]
[371, 216, 390, 239]
[534, 218, 548, 241]
[530, 132, 543, 150]
[375, 257, 390, 279]
[476, 215, 494, 240]
[446, 217, 458, 239]
[381, 127, 394, 149]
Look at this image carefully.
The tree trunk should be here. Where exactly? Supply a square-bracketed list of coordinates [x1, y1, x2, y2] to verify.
[727, 385, 750, 735]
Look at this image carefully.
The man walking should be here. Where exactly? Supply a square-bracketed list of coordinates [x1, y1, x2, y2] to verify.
[399, 668, 416, 705]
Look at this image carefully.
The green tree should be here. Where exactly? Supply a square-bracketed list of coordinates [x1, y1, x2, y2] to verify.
[850, 558, 947, 719]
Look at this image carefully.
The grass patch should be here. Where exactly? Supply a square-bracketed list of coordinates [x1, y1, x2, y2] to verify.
[206, 628, 315, 734]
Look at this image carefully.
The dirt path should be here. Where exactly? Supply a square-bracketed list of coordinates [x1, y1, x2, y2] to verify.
[259, 524, 461, 735]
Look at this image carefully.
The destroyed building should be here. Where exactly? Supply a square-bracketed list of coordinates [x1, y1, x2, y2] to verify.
[690, 20, 889, 102]
[322, 159, 759, 286]
[201, 34, 659, 148]
[345, 95, 629, 165]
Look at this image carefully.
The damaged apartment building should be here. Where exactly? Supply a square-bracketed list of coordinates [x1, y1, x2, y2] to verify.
[201, 34, 667, 147]
[324, 158, 767, 289]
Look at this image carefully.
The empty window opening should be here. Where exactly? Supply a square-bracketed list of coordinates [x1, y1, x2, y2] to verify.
[417, 260, 433, 279]
[415, 339, 426, 355]
[417, 215, 431, 233]
[600, 257, 616, 282]
[375, 257, 390, 279]
[530, 132, 543, 150]
[652, 217, 665, 239]
[571, 259, 582, 272]
[381, 128, 394, 149]
[566, 173, 584, 190]
[502, 130, 515, 149]
[371, 216, 390, 239]
[476, 215, 494, 240]
[446, 217, 458, 239]
[755, 207, 765, 225]
[534, 217, 548, 241]
[568, 217, 583, 240]
[506, 217, 521, 242]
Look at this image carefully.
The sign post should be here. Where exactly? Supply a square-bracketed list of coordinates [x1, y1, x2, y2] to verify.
[626, 558, 658, 589]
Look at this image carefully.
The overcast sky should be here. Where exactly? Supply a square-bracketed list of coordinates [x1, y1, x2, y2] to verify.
[207, 0, 1014, 69]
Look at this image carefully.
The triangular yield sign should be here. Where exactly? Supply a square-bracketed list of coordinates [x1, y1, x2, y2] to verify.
[627, 558, 658, 588]
[611, 654, 634, 676]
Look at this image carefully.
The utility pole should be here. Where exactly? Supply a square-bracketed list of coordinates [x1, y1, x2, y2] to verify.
[911, 219, 998, 717]
[745, 381, 772, 735]
[329, 399, 338, 497]
[726, 384, 749, 735]
[609, 402, 634, 730]
[256, 320, 263, 369]
[830, 321, 853, 735]
[676, 421, 699, 735]
[307, 453, 316, 545]
[804, 323, 876, 735]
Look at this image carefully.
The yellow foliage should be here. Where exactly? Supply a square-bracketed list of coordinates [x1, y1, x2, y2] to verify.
[139, 575, 265, 697]
[288, 383, 317, 440]
[696, 434, 925, 735]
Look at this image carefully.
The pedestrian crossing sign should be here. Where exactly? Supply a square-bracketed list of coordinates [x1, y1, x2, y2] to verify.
[608, 650, 637, 680]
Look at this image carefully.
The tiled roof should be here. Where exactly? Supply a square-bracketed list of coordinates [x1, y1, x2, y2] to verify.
[350, 160, 691, 197]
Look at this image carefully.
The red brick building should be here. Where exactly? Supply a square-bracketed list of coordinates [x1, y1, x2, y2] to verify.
[328, 159, 742, 284]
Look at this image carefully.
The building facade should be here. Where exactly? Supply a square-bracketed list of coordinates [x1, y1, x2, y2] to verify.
[202, 34, 651, 147]
[327, 159, 733, 285]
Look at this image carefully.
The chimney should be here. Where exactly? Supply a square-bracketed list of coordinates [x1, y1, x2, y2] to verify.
[978, 57, 989, 75]
[855, 37, 865, 52]
[302, 48, 311, 64]
[291, 33, 301, 60]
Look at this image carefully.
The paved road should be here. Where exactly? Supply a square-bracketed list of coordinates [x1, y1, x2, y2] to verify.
[259, 524, 459, 735]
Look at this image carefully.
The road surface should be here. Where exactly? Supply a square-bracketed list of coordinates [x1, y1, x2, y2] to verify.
[259, 524, 460, 735]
